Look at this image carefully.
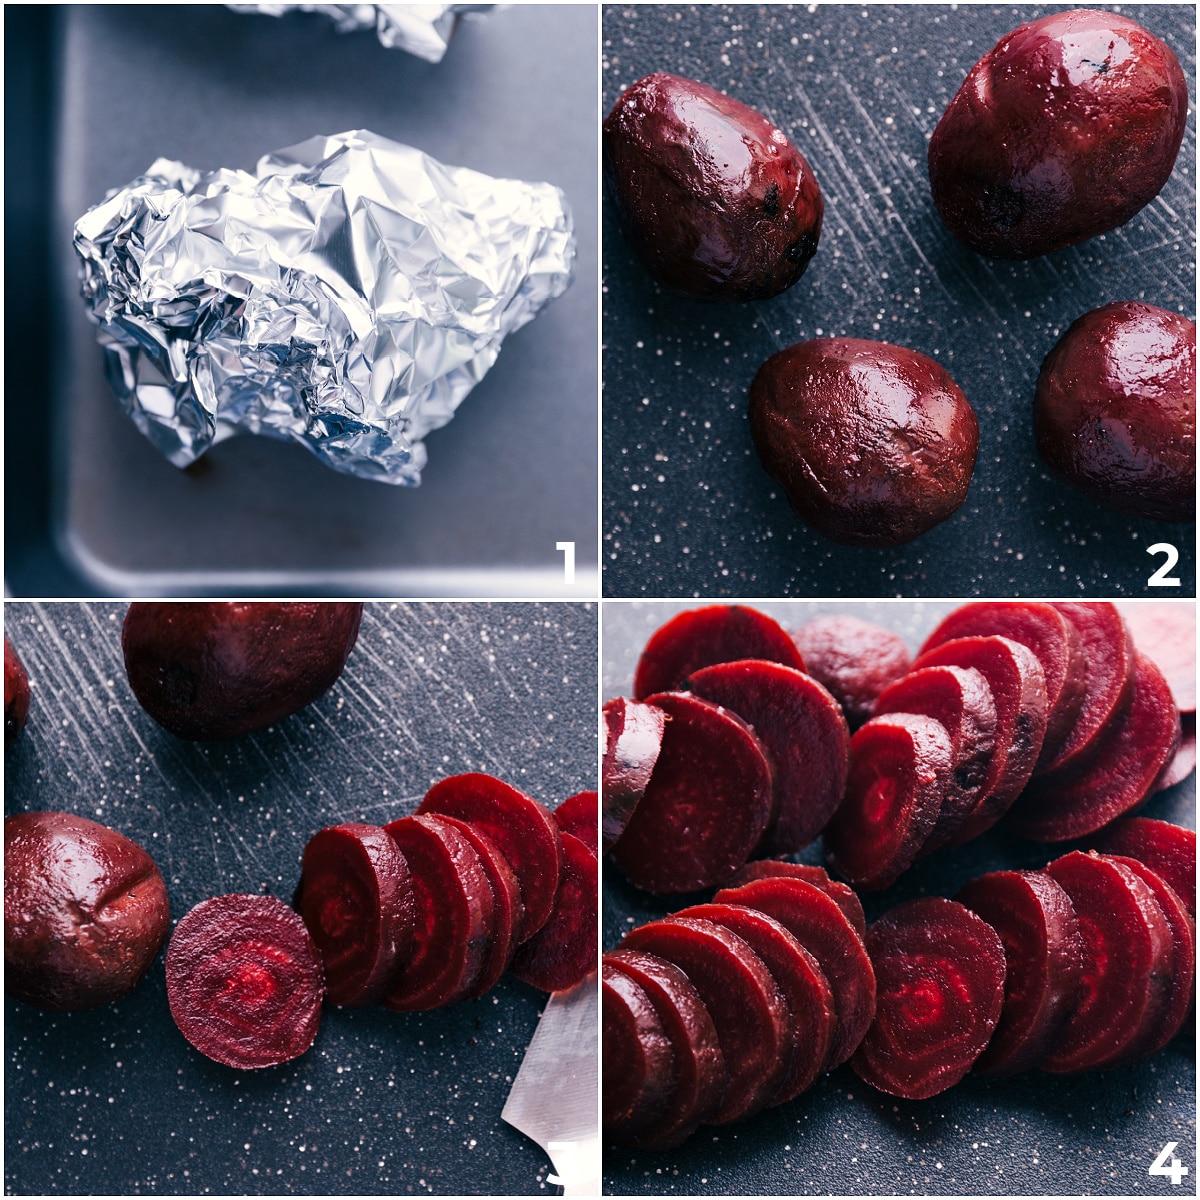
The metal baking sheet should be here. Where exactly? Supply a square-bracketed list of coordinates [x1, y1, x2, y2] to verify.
[602, 599, 1196, 1196]
[4, 600, 597, 1195]
[601, 5, 1196, 599]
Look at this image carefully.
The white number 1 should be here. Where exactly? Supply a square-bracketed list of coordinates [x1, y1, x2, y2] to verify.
[1149, 1141, 1188, 1186]
[556, 541, 576, 584]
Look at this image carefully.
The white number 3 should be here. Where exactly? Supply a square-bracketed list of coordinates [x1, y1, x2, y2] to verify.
[1149, 1141, 1189, 1185]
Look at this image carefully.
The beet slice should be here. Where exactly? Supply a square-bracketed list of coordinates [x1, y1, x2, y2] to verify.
[632, 605, 806, 701]
[602, 963, 676, 1142]
[1117, 601, 1196, 712]
[677, 902, 835, 1104]
[509, 831, 598, 992]
[165, 893, 324, 1070]
[954, 870, 1084, 1078]
[727, 860, 867, 939]
[554, 791, 598, 856]
[381, 816, 494, 1011]
[298, 823, 415, 1007]
[1092, 817, 1196, 918]
[1007, 653, 1180, 842]
[1041, 852, 1174, 1072]
[852, 898, 1006, 1099]
[872, 665, 997, 853]
[911, 635, 1048, 843]
[688, 659, 849, 855]
[1155, 712, 1196, 793]
[602, 949, 726, 1150]
[714, 876, 876, 1068]
[611, 692, 773, 893]
[417, 773, 562, 943]
[823, 713, 952, 891]
[602, 698, 667, 853]
[618, 915, 789, 1124]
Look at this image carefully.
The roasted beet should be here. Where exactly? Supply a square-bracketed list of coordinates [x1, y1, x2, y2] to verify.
[602, 698, 667, 853]
[554, 791, 598, 857]
[5, 812, 170, 1011]
[4, 637, 30, 747]
[1117, 602, 1196, 712]
[726, 860, 866, 939]
[603, 72, 824, 300]
[602, 964, 676, 1142]
[122, 602, 363, 739]
[1092, 817, 1196, 917]
[1035, 303, 1195, 522]
[748, 338, 979, 546]
[928, 11, 1188, 258]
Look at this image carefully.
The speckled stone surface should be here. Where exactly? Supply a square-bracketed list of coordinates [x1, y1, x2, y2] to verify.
[4, 602, 597, 1196]
[602, 600, 1196, 1196]
[602, 5, 1196, 598]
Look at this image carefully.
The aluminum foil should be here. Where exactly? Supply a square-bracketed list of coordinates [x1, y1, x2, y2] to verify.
[226, 4, 493, 62]
[73, 129, 575, 485]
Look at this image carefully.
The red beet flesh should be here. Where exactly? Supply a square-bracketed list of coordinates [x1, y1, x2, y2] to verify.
[1093, 818, 1196, 917]
[602, 698, 667, 853]
[1155, 713, 1196, 793]
[602, 964, 676, 1142]
[1117, 602, 1196, 713]
[5, 638, 30, 746]
[726, 860, 866, 939]
[554, 791, 599, 856]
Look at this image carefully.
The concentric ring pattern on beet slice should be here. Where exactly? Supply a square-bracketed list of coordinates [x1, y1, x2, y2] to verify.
[166, 893, 325, 1070]
[554, 791, 599, 856]
[1092, 818, 1196, 918]
[632, 606, 806, 701]
[612, 692, 773, 893]
[298, 823, 415, 1007]
[603, 963, 676, 1143]
[603, 698, 666, 854]
[852, 898, 1005, 1100]
[727, 860, 866, 939]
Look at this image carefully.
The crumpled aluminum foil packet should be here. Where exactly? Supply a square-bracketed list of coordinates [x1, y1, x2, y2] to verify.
[73, 129, 575, 485]
[227, 4, 493, 62]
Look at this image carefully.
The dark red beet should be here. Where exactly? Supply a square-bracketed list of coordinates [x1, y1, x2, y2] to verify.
[165, 893, 324, 1069]
[1041, 852, 1173, 1072]
[5, 638, 30, 747]
[823, 713, 952, 891]
[611, 692, 773, 893]
[688, 659, 849, 854]
[727, 860, 866, 939]
[602, 698, 667, 853]
[1092, 818, 1196, 918]
[509, 832, 598, 993]
[602, 964, 676, 1142]
[955, 870, 1084, 1077]
[852, 898, 1005, 1099]
[298, 823, 415, 1007]
[1154, 713, 1196, 793]
[1118, 602, 1196, 712]
[1007, 652, 1180, 841]
[554, 791, 598, 856]
[417, 773, 562, 943]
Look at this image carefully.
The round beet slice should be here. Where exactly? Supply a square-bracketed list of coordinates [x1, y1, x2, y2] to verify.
[509, 832, 598, 993]
[688, 659, 850, 855]
[1007, 653, 1180, 842]
[823, 713, 952, 891]
[603, 949, 726, 1150]
[611, 692, 773, 893]
[1092, 818, 1196, 918]
[602, 964, 676, 1142]
[618, 916, 789, 1124]
[603, 698, 667, 853]
[632, 606, 806, 701]
[298, 823, 415, 1007]
[1117, 602, 1196, 712]
[727, 861, 867, 939]
[955, 870, 1084, 1078]
[381, 816, 495, 1011]
[714, 876, 876, 1069]
[852, 898, 1005, 1100]
[417, 773, 562, 944]
[1154, 713, 1196, 793]
[166, 893, 324, 1070]
[554, 791, 598, 857]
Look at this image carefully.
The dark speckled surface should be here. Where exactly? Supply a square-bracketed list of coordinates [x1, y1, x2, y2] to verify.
[4, 602, 597, 1196]
[602, 5, 1196, 598]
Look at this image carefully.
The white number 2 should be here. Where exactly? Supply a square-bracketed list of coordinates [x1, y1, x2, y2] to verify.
[1149, 1141, 1188, 1186]
[1147, 542, 1181, 588]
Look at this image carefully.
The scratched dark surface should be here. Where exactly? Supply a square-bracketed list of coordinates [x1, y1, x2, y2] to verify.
[602, 600, 1197, 1196]
[4, 601, 597, 1196]
[601, 5, 1197, 599]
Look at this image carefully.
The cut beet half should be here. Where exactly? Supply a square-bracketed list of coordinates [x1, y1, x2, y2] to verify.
[727, 861, 867, 939]
[688, 659, 850, 855]
[509, 832, 598, 993]
[1117, 602, 1196, 712]
[417, 773, 562, 944]
[611, 692, 774, 893]
[1007, 653, 1180, 842]
[823, 713, 952, 891]
[872, 665, 997, 853]
[602, 949, 726, 1150]
[618, 916, 790, 1125]
[714, 876, 876, 1069]
[298, 823, 415, 1007]
[954, 870, 1084, 1078]
[555, 791, 599, 856]
[602, 698, 667, 854]
[632, 606, 806, 701]
[1092, 818, 1196, 918]
[852, 898, 1006, 1100]
[166, 893, 324, 1070]
[381, 816, 495, 1011]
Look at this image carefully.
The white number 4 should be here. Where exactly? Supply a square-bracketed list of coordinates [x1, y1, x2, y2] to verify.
[1150, 1141, 1189, 1186]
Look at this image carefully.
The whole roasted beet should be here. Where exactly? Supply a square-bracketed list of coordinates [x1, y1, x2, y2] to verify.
[5, 811, 170, 1011]
[123, 602, 363, 739]
[604, 72, 824, 300]
[928, 10, 1188, 259]
[1035, 302, 1195, 522]
[749, 338, 979, 546]
[5, 637, 30, 746]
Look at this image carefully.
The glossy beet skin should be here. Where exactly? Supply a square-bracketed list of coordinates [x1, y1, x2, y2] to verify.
[5, 637, 30, 746]
[928, 11, 1188, 259]
[749, 338, 979, 546]
[604, 73, 824, 300]
[123, 602, 363, 739]
[1035, 303, 1196, 522]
